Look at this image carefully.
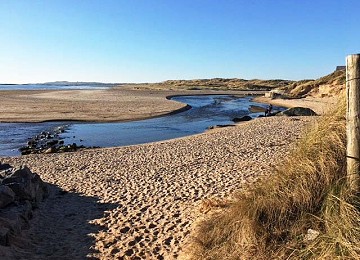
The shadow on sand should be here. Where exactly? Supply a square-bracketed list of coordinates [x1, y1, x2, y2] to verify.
[12, 183, 119, 259]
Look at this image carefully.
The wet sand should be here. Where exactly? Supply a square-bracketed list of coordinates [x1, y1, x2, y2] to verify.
[0, 87, 263, 122]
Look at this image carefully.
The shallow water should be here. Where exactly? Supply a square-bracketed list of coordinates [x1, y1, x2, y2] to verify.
[0, 122, 66, 156]
[0, 95, 282, 157]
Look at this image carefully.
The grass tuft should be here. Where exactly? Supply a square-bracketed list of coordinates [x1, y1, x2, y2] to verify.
[181, 96, 360, 259]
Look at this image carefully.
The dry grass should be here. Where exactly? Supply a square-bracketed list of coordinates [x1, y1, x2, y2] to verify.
[181, 96, 360, 259]
[280, 70, 346, 98]
[136, 78, 293, 91]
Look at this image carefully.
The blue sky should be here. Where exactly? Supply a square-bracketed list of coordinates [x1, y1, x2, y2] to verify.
[0, 0, 358, 83]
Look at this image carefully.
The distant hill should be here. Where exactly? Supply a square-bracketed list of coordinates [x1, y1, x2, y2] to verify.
[140, 78, 294, 91]
[41, 81, 118, 86]
[134, 70, 345, 95]
[17, 70, 346, 96]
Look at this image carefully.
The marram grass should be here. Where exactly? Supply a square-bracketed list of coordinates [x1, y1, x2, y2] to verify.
[182, 97, 360, 259]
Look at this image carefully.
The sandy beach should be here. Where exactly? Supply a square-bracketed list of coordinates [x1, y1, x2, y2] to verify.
[1, 115, 316, 259]
[0, 87, 332, 259]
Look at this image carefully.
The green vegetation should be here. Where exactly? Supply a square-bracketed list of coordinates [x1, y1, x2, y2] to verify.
[183, 96, 360, 259]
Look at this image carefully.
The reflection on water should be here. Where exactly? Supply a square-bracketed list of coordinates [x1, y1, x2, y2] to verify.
[0, 95, 281, 156]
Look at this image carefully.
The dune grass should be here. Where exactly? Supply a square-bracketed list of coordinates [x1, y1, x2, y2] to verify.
[182, 96, 360, 259]
[282, 70, 346, 97]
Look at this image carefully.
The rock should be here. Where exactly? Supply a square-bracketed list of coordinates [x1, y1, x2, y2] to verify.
[2, 166, 48, 205]
[267, 111, 281, 116]
[19, 124, 91, 155]
[0, 227, 10, 246]
[0, 163, 12, 179]
[0, 186, 15, 208]
[232, 116, 252, 122]
[0, 216, 21, 236]
[276, 107, 317, 116]
[0, 203, 32, 233]
[208, 125, 235, 130]
[27, 140, 37, 147]
[3, 181, 34, 203]
[0, 163, 12, 171]
[44, 147, 56, 154]
[19, 147, 32, 155]
[20, 200, 33, 220]
[59, 146, 70, 152]
[0, 164, 48, 249]
[46, 140, 58, 147]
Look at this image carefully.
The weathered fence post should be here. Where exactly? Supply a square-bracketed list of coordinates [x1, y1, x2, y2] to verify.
[346, 54, 360, 191]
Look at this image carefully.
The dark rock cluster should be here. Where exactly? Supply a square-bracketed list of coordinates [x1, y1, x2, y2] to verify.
[208, 124, 235, 130]
[276, 107, 317, 116]
[232, 115, 253, 122]
[0, 163, 48, 246]
[230, 107, 317, 124]
[19, 125, 86, 155]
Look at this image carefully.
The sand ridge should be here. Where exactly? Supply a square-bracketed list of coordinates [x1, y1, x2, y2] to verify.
[2, 116, 316, 259]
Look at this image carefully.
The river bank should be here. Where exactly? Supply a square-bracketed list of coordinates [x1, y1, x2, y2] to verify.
[0, 95, 275, 156]
[0, 87, 264, 123]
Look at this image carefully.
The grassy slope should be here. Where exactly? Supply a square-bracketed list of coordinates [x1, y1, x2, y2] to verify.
[131, 78, 294, 91]
[181, 68, 360, 260]
[278, 70, 346, 98]
[126, 70, 345, 96]
[182, 96, 360, 259]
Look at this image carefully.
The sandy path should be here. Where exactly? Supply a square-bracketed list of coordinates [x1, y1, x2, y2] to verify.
[2, 116, 316, 259]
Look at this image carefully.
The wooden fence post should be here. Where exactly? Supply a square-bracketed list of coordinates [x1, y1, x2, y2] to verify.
[346, 54, 360, 191]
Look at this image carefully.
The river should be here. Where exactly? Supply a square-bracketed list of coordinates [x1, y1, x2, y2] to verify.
[0, 95, 281, 157]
